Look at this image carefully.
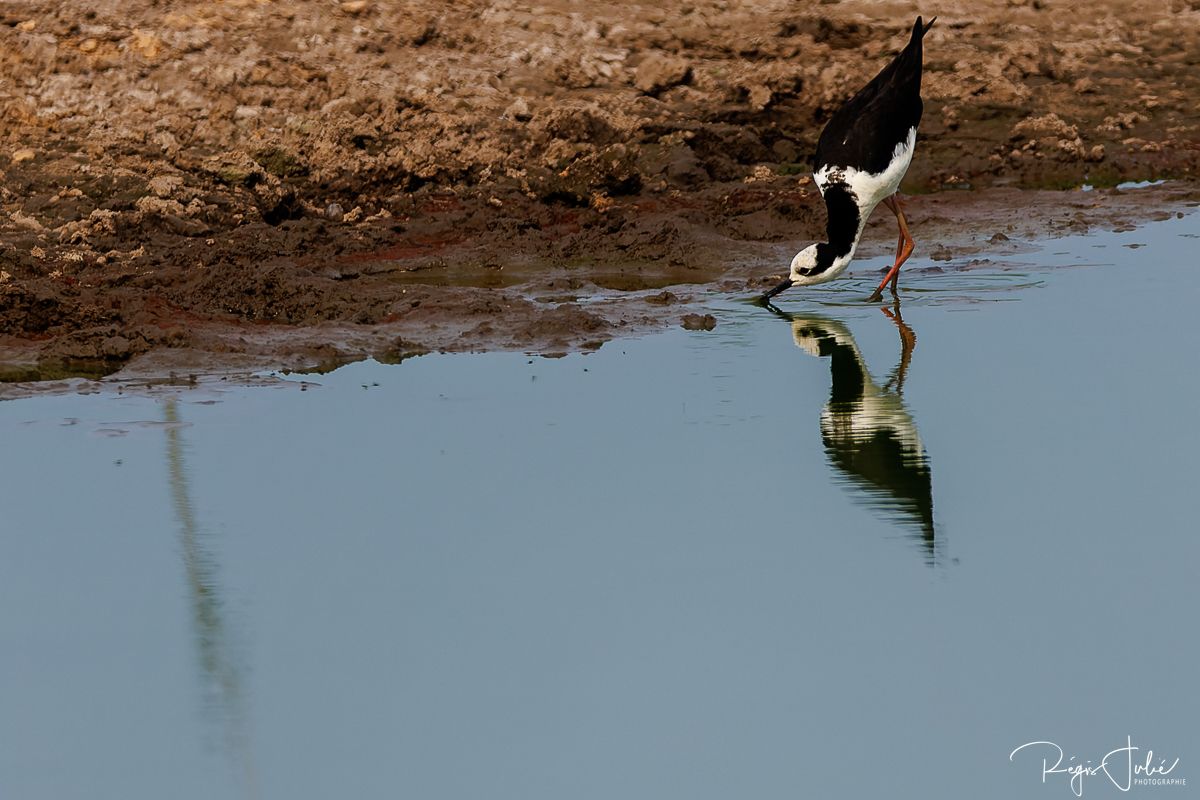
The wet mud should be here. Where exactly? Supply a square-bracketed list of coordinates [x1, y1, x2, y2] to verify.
[2, 1, 1199, 377]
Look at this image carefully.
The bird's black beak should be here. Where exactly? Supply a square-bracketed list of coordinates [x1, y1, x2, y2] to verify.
[757, 278, 793, 305]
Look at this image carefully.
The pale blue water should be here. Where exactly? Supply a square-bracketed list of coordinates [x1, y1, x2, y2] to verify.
[2, 210, 1198, 799]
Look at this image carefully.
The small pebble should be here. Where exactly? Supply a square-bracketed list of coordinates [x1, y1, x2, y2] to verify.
[325, 203, 345, 221]
[505, 97, 532, 121]
[11, 148, 35, 164]
[681, 313, 717, 331]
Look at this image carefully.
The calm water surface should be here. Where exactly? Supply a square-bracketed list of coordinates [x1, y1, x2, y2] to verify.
[3, 210, 1198, 799]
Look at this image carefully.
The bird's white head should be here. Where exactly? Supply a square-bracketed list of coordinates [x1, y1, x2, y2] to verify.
[759, 243, 837, 304]
[788, 244, 825, 286]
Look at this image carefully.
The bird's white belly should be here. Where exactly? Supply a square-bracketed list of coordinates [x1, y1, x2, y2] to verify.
[814, 127, 916, 212]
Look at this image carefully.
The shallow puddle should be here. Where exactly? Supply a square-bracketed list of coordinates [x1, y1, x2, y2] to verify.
[3, 211, 1198, 798]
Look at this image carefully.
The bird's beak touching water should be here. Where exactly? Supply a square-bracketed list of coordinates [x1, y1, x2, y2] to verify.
[759, 278, 793, 304]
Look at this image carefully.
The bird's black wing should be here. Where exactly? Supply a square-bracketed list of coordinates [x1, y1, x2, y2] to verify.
[815, 17, 932, 175]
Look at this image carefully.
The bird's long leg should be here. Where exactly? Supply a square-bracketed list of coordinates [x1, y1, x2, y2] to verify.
[881, 301, 916, 393]
[890, 205, 905, 266]
[868, 194, 915, 303]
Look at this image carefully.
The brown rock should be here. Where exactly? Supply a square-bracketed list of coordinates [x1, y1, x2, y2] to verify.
[681, 313, 716, 331]
[130, 30, 162, 60]
[747, 84, 773, 110]
[635, 54, 691, 94]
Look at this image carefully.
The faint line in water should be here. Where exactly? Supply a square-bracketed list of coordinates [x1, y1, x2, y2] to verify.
[164, 398, 260, 799]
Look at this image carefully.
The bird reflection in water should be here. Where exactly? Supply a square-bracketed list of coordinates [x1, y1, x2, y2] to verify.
[768, 305, 938, 562]
[164, 398, 259, 797]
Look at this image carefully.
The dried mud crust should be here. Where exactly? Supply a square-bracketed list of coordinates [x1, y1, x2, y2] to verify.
[1, 0, 1199, 372]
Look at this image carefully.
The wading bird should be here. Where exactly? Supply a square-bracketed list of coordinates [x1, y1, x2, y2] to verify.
[762, 16, 935, 304]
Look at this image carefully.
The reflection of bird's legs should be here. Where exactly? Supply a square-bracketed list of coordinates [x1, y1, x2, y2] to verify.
[868, 194, 915, 302]
[881, 301, 916, 393]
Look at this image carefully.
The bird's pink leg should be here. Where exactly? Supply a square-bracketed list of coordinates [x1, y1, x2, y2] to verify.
[868, 194, 914, 302]
[880, 302, 916, 392]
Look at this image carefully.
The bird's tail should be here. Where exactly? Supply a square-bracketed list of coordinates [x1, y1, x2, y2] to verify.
[897, 15, 934, 71]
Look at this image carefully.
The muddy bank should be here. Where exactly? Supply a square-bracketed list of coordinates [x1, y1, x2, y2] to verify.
[2, 0, 1199, 373]
[2, 182, 1197, 395]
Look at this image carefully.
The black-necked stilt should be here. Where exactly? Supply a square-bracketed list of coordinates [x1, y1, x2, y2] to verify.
[762, 16, 935, 304]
